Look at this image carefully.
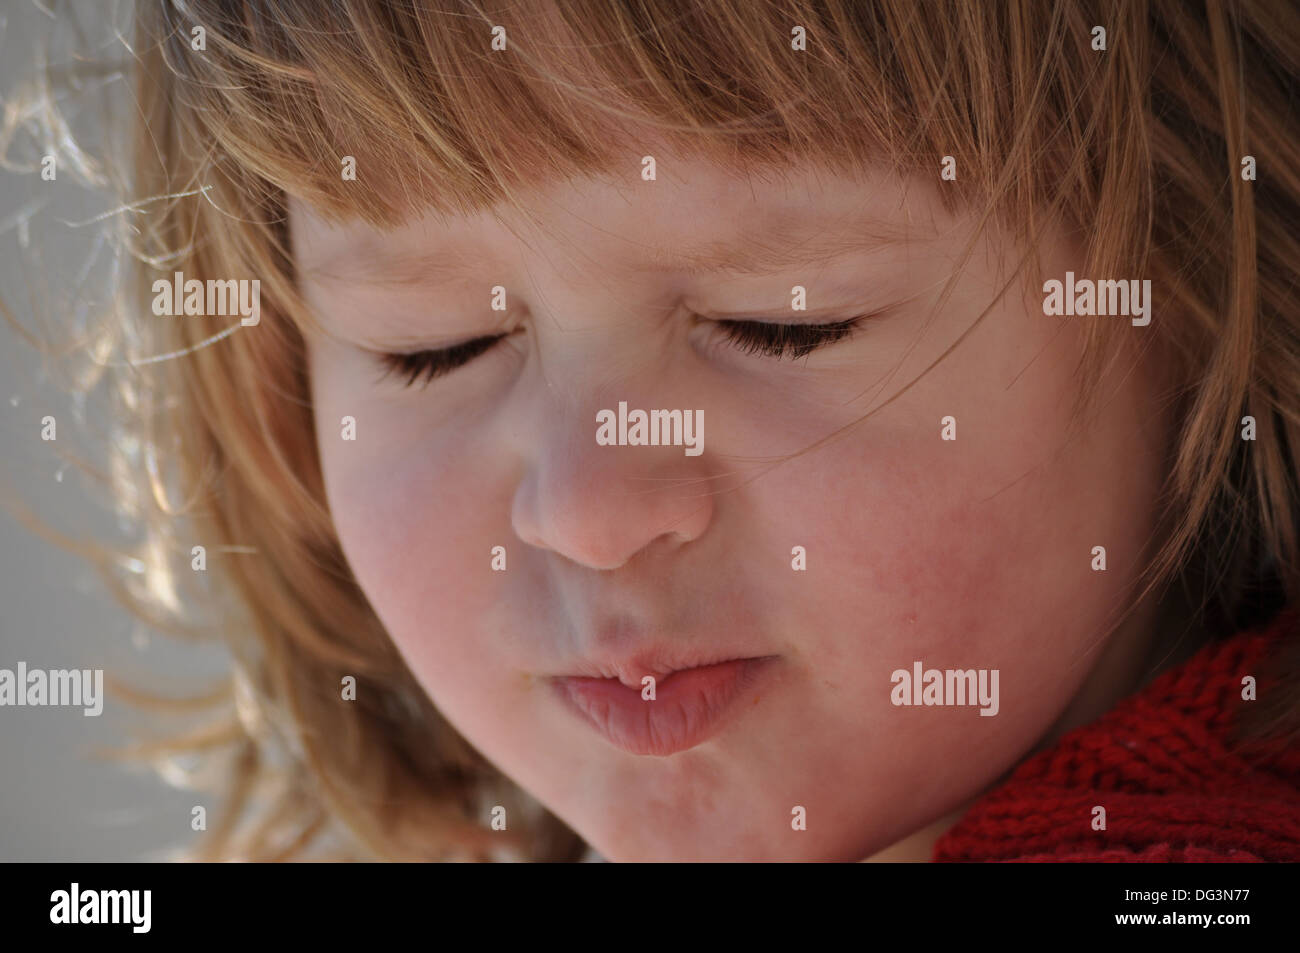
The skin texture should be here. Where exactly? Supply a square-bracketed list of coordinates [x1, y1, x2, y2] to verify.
[290, 153, 1172, 861]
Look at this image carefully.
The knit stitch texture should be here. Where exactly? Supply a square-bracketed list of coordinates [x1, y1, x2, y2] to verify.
[933, 609, 1300, 862]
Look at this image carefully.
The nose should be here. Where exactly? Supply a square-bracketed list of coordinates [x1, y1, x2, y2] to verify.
[511, 402, 715, 571]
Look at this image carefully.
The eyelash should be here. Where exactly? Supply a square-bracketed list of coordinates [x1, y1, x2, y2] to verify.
[375, 316, 865, 388]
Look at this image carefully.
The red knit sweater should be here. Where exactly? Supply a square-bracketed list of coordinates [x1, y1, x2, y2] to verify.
[933, 609, 1300, 862]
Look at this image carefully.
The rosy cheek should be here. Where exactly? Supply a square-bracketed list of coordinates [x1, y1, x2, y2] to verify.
[329, 453, 480, 607]
[779, 384, 1081, 672]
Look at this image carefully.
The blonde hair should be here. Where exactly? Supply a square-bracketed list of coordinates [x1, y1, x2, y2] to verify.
[2, 0, 1297, 860]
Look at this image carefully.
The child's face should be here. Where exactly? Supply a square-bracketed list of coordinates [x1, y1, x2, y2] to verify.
[291, 154, 1168, 861]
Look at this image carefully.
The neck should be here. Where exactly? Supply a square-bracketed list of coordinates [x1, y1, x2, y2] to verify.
[861, 587, 1187, 862]
[860, 803, 973, 862]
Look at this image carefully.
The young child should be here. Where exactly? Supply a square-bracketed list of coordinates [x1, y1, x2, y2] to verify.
[4, 0, 1298, 862]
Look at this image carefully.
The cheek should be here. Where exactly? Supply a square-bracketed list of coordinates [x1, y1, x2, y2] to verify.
[755, 300, 1161, 754]
[308, 350, 516, 717]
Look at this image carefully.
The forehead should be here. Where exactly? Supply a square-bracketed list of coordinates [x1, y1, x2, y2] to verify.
[290, 155, 950, 287]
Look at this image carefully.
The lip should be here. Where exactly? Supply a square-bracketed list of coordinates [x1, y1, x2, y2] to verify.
[549, 656, 778, 756]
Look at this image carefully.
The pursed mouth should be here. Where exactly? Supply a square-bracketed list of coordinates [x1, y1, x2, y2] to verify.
[553, 652, 779, 688]
[548, 656, 779, 756]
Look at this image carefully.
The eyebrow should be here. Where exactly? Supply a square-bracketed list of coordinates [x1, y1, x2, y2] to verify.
[300, 213, 926, 288]
[635, 218, 920, 276]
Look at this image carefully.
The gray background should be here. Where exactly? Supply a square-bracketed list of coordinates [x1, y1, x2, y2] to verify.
[1, 0, 229, 862]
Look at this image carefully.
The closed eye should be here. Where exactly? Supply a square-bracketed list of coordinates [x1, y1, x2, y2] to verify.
[375, 315, 867, 388]
[709, 316, 864, 360]
[376, 333, 510, 388]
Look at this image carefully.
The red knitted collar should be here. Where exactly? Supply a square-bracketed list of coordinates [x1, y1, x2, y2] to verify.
[933, 608, 1300, 862]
